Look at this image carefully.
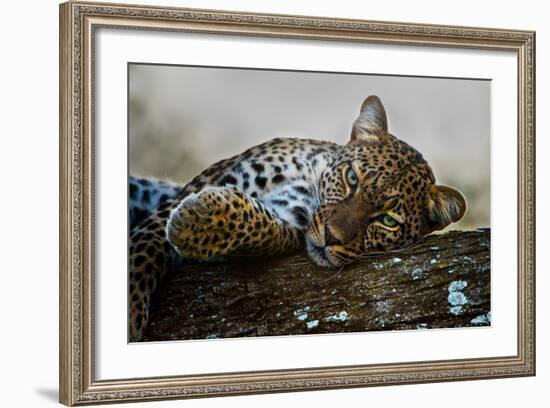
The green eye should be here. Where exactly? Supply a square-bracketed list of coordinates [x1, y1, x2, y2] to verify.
[380, 214, 398, 228]
[346, 167, 358, 185]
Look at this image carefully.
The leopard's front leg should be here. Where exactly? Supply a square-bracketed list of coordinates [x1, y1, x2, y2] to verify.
[167, 186, 303, 259]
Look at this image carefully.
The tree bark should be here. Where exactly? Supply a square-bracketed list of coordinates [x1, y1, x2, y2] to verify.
[142, 229, 491, 341]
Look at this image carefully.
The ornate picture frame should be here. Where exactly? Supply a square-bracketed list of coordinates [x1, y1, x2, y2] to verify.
[59, 1, 535, 405]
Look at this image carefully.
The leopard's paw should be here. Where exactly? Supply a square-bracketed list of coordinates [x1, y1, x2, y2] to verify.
[166, 186, 259, 259]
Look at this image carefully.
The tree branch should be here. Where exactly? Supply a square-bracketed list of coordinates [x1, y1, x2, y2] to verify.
[142, 229, 490, 341]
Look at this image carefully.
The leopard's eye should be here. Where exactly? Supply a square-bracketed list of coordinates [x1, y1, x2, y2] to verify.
[345, 167, 358, 186]
[380, 213, 398, 228]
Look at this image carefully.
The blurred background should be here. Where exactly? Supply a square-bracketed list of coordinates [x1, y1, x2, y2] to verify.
[129, 64, 490, 230]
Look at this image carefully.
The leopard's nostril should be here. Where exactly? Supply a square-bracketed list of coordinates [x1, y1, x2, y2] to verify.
[325, 224, 344, 246]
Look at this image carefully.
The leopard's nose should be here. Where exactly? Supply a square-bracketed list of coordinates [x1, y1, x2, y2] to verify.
[325, 224, 345, 246]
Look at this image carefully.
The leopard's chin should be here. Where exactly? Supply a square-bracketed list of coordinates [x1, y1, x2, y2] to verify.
[305, 239, 341, 268]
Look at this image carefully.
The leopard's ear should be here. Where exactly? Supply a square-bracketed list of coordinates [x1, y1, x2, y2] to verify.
[426, 185, 467, 232]
[349, 95, 388, 145]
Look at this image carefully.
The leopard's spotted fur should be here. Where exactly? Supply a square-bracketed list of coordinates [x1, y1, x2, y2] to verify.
[129, 96, 467, 341]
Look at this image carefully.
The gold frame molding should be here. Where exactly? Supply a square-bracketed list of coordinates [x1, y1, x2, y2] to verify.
[59, 1, 536, 405]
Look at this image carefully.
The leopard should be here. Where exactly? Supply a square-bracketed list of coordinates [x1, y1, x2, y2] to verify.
[128, 95, 467, 341]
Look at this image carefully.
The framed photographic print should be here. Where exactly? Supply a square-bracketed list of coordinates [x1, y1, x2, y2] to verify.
[59, 1, 535, 405]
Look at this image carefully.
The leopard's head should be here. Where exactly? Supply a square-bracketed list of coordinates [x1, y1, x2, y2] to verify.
[306, 95, 467, 267]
